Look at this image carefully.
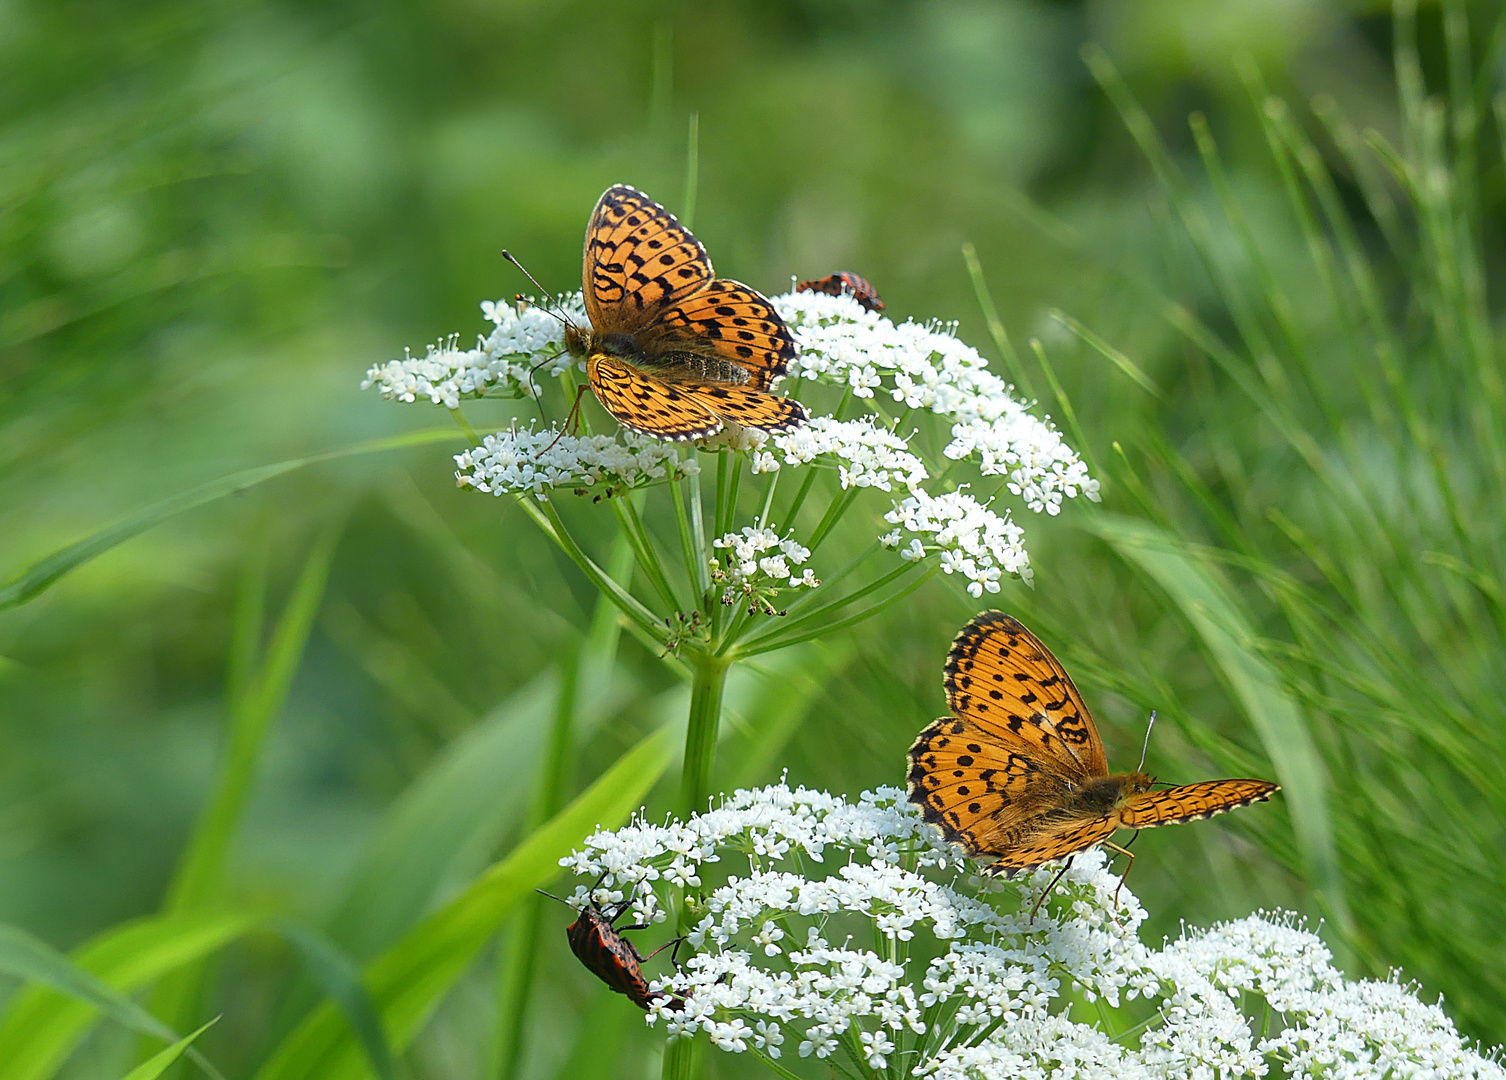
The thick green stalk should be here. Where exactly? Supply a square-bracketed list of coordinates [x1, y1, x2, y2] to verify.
[679, 651, 731, 817]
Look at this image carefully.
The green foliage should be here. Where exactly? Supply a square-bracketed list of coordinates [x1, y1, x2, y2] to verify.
[1, 0, 1502, 1076]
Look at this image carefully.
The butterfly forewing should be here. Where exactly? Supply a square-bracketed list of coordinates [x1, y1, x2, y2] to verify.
[584, 185, 713, 328]
[943, 612, 1108, 776]
[1118, 779, 1279, 829]
[656, 279, 797, 390]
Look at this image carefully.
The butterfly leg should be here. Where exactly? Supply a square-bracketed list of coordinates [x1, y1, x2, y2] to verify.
[523, 346, 566, 404]
[1103, 833, 1140, 912]
[1028, 857, 1074, 923]
[542, 384, 589, 452]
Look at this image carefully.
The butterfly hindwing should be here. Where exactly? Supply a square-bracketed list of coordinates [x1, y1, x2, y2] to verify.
[656, 280, 797, 390]
[683, 382, 808, 433]
[1117, 779, 1280, 829]
[943, 611, 1108, 776]
[982, 817, 1121, 878]
[587, 354, 723, 441]
[583, 185, 713, 329]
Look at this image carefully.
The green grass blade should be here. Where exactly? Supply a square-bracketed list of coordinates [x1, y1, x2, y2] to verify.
[272, 925, 396, 1080]
[0, 912, 254, 1080]
[166, 523, 341, 912]
[0, 429, 460, 611]
[1083, 514, 1351, 938]
[118, 1020, 219, 1080]
[254, 722, 680, 1080]
[0, 923, 224, 1080]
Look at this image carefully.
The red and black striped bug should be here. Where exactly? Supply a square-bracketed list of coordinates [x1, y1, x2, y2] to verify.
[797, 271, 885, 312]
[538, 886, 685, 1011]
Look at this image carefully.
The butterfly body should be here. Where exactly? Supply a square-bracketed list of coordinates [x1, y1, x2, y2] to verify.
[908, 611, 1278, 877]
[565, 184, 809, 441]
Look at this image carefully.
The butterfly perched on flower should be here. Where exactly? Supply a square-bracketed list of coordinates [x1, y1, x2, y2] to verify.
[797, 271, 885, 312]
[555, 184, 808, 442]
[907, 611, 1278, 879]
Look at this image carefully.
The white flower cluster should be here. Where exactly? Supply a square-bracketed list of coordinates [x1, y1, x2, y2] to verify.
[749, 416, 929, 492]
[947, 415, 1098, 516]
[559, 784, 1503, 1080]
[361, 295, 584, 409]
[455, 424, 696, 500]
[711, 527, 818, 590]
[368, 289, 1099, 589]
[884, 488, 1031, 593]
[776, 290, 1100, 511]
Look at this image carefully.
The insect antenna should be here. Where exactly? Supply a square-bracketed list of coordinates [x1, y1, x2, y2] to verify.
[501, 250, 575, 330]
[535, 889, 572, 906]
[500, 249, 585, 428]
[1136, 710, 1157, 772]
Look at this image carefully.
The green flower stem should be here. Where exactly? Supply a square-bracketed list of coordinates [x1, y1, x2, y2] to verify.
[679, 649, 732, 816]
[718, 452, 743, 537]
[780, 464, 822, 528]
[776, 541, 881, 620]
[521, 498, 668, 644]
[669, 472, 708, 601]
[805, 486, 862, 555]
[756, 468, 780, 529]
[448, 407, 481, 446]
[739, 557, 916, 653]
[612, 493, 683, 613]
[739, 564, 938, 657]
[661, 1037, 702, 1080]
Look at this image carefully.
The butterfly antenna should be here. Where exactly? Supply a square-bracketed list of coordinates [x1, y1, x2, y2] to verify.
[501, 250, 574, 329]
[1136, 710, 1157, 773]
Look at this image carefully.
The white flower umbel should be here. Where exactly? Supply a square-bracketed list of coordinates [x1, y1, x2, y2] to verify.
[711, 527, 818, 594]
[777, 290, 1100, 505]
[362, 294, 585, 408]
[366, 289, 1098, 591]
[455, 424, 697, 501]
[560, 785, 1504, 1080]
[886, 487, 1031, 593]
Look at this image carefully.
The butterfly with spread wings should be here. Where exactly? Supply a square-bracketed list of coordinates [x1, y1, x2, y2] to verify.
[554, 184, 808, 442]
[907, 612, 1278, 891]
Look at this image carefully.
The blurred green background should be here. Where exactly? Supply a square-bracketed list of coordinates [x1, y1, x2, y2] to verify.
[4, 0, 1505, 1075]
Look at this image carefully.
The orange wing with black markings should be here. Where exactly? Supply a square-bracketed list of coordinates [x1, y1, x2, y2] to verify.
[588, 355, 809, 442]
[587, 355, 723, 442]
[1117, 779, 1280, 829]
[943, 611, 1107, 776]
[979, 817, 1121, 877]
[656, 279, 797, 390]
[583, 185, 712, 328]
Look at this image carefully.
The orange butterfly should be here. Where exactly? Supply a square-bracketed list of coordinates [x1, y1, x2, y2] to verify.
[907, 611, 1278, 887]
[556, 184, 809, 442]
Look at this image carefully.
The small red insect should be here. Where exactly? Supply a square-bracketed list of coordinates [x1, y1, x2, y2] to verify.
[538, 887, 684, 1011]
[797, 271, 885, 312]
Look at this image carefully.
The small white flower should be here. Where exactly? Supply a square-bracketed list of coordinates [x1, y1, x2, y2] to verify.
[454, 424, 696, 500]
[860, 1029, 895, 1068]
